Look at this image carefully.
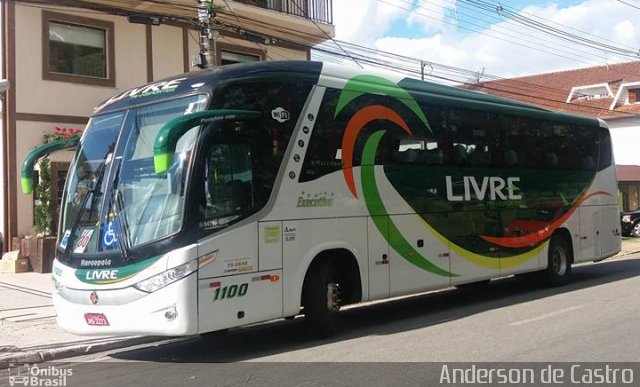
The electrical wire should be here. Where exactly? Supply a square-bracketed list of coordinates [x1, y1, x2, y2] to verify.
[617, 0, 640, 11]
[10, 0, 637, 117]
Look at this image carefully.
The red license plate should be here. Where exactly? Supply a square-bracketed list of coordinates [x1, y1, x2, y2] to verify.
[84, 313, 110, 326]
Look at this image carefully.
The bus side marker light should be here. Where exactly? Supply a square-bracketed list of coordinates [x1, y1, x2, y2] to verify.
[251, 275, 280, 282]
[199, 251, 218, 268]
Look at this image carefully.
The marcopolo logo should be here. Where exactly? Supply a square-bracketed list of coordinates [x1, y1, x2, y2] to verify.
[445, 176, 522, 202]
[75, 256, 163, 285]
[8, 363, 73, 386]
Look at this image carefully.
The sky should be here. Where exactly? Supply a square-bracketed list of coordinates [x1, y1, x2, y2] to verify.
[329, 0, 640, 80]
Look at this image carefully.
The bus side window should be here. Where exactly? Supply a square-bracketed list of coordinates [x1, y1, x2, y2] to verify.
[597, 128, 613, 170]
[447, 108, 493, 167]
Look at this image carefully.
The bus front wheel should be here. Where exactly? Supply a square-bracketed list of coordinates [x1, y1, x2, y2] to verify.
[544, 235, 572, 286]
[303, 261, 341, 338]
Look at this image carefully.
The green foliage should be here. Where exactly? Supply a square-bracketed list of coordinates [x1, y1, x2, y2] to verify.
[33, 156, 53, 236]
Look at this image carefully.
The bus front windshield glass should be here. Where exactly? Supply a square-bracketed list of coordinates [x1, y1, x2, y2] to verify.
[60, 95, 208, 255]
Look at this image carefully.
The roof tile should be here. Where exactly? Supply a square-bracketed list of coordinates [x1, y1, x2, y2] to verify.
[463, 60, 640, 120]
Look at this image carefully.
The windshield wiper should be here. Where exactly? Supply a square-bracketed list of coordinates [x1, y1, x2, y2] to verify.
[62, 149, 112, 259]
[110, 159, 133, 261]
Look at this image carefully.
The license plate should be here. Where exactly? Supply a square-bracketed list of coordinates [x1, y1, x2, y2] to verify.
[84, 313, 110, 326]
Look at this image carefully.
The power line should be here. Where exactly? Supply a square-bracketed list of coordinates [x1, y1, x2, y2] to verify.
[12, 0, 637, 117]
[376, 0, 638, 65]
[203, 5, 636, 116]
[283, 0, 362, 68]
[453, 0, 638, 60]
[617, 0, 640, 11]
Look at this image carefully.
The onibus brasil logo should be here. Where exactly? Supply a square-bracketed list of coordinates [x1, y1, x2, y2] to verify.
[334, 75, 610, 275]
[8, 363, 72, 386]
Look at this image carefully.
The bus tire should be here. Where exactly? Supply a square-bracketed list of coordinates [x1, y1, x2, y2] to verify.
[544, 235, 572, 286]
[303, 261, 341, 338]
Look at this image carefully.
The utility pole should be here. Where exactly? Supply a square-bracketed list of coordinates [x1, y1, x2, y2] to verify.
[195, 0, 216, 69]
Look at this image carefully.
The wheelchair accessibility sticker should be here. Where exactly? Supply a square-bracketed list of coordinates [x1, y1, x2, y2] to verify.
[101, 219, 120, 249]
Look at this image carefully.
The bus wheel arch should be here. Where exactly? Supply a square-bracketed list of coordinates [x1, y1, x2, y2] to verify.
[545, 228, 573, 286]
[301, 249, 362, 337]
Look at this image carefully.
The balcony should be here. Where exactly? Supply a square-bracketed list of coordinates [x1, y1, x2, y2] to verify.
[235, 0, 333, 24]
[77, 0, 335, 44]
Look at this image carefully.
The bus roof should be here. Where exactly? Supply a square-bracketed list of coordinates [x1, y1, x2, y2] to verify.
[93, 61, 601, 127]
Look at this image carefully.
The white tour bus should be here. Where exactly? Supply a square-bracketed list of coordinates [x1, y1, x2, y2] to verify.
[22, 61, 621, 337]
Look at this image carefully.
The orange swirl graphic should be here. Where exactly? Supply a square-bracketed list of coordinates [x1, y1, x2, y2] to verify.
[342, 105, 412, 198]
[479, 191, 612, 248]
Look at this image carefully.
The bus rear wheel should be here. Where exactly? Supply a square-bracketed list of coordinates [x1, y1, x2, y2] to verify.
[544, 235, 572, 286]
[303, 261, 341, 338]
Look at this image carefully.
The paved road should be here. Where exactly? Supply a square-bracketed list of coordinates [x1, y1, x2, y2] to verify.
[5, 255, 640, 386]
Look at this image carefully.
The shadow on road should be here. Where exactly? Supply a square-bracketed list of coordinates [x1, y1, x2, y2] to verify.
[110, 256, 640, 363]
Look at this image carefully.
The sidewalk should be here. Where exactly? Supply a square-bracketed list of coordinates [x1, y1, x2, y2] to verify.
[618, 237, 640, 256]
[0, 273, 158, 366]
[1, 239, 640, 365]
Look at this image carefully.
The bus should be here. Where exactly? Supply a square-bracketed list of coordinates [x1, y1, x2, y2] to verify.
[22, 61, 621, 338]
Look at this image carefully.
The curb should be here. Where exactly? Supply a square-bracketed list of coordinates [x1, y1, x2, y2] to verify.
[0, 336, 162, 366]
[616, 249, 640, 257]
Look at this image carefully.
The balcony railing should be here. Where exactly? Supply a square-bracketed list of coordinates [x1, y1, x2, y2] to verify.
[236, 0, 333, 24]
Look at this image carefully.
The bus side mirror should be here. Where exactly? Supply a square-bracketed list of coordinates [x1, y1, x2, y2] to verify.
[21, 137, 79, 194]
[153, 109, 261, 174]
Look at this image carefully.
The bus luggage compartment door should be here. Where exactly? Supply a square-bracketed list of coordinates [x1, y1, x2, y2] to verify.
[197, 270, 283, 333]
[368, 216, 390, 301]
[389, 214, 450, 297]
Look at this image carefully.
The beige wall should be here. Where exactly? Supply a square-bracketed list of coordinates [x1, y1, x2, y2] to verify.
[15, 5, 148, 117]
[152, 25, 185, 80]
[187, 35, 308, 67]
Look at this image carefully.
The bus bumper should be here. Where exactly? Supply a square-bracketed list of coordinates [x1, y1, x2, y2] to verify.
[53, 273, 198, 336]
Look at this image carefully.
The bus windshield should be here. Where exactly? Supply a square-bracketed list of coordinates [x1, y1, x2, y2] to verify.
[60, 94, 208, 255]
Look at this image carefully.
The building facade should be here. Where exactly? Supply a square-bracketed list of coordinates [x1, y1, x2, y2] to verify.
[1, 0, 334, 248]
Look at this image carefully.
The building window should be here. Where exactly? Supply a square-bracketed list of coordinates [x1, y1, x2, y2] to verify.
[216, 43, 265, 66]
[629, 89, 639, 104]
[43, 11, 115, 87]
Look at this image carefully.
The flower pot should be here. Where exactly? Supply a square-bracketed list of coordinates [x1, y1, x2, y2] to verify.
[28, 236, 57, 273]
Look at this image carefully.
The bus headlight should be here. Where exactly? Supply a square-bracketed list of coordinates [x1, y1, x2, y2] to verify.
[622, 215, 631, 223]
[133, 259, 198, 293]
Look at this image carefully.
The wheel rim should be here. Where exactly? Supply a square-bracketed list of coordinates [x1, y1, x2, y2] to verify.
[552, 245, 567, 276]
[633, 224, 640, 237]
[326, 282, 341, 312]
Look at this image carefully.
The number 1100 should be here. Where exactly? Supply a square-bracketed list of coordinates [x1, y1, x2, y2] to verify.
[213, 283, 248, 301]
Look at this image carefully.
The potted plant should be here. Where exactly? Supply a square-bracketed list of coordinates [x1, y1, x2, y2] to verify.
[29, 155, 57, 273]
